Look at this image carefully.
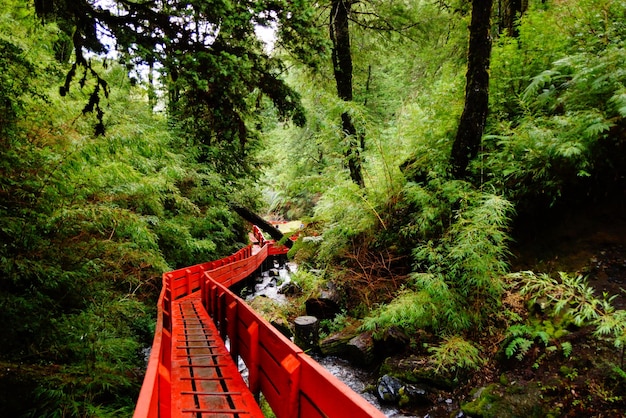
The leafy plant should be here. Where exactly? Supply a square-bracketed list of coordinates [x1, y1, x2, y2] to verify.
[428, 336, 485, 376]
[361, 290, 434, 338]
[510, 271, 626, 366]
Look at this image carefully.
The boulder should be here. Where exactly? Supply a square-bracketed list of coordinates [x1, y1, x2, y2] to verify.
[346, 332, 375, 367]
[374, 326, 410, 357]
[376, 374, 431, 407]
[270, 317, 293, 339]
[320, 326, 359, 357]
[278, 281, 302, 296]
[305, 298, 341, 320]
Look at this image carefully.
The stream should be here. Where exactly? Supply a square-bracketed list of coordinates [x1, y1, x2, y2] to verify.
[241, 259, 418, 417]
[244, 260, 466, 417]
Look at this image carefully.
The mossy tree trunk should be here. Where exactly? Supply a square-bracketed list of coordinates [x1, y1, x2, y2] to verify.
[330, 0, 365, 188]
[498, 0, 528, 37]
[450, 0, 494, 179]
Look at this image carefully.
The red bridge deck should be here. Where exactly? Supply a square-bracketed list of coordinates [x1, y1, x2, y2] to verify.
[134, 226, 385, 418]
[171, 295, 262, 417]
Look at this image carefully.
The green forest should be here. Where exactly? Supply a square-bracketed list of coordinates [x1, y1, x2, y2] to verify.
[1, 0, 626, 416]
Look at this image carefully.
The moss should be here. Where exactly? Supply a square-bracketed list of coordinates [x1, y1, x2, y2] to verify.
[462, 383, 549, 418]
[379, 355, 456, 390]
[499, 373, 509, 386]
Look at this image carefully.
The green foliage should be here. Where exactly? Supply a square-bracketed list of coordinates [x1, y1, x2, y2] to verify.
[486, 0, 626, 204]
[428, 336, 485, 376]
[361, 178, 513, 335]
[289, 269, 326, 298]
[313, 182, 381, 262]
[0, 4, 255, 415]
[410, 182, 513, 332]
[510, 271, 626, 363]
[503, 321, 573, 364]
[361, 290, 434, 337]
[319, 311, 350, 339]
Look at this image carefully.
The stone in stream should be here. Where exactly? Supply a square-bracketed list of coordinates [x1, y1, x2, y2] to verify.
[320, 325, 360, 357]
[278, 281, 302, 296]
[376, 374, 431, 407]
[346, 331, 375, 367]
[293, 315, 319, 351]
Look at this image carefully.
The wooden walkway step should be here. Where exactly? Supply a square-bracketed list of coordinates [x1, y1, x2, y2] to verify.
[170, 295, 263, 417]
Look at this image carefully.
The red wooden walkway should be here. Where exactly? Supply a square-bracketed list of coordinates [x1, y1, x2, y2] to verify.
[134, 226, 385, 418]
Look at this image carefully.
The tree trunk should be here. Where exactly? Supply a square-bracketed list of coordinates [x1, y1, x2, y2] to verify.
[330, 0, 365, 187]
[231, 205, 293, 248]
[450, 0, 493, 179]
[499, 0, 528, 37]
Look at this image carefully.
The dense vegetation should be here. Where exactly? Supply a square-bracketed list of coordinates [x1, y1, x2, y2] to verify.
[1, 0, 626, 416]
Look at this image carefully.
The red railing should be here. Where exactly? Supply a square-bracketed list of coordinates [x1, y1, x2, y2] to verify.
[134, 228, 384, 418]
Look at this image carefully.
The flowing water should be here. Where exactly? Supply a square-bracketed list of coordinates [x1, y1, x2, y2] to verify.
[245, 261, 463, 418]
[243, 260, 412, 417]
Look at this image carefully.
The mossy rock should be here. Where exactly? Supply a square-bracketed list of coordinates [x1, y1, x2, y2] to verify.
[379, 355, 455, 390]
[461, 383, 549, 418]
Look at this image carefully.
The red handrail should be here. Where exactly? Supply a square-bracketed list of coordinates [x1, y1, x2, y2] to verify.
[134, 234, 384, 418]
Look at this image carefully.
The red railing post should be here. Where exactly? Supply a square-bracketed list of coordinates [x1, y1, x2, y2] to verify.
[218, 291, 227, 340]
[158, 327, 172, 418]
[185, 268, 192, 296]
[226, 300, 239, 362]
[282, 354, 301, 418]
[247, 322, 260, 398]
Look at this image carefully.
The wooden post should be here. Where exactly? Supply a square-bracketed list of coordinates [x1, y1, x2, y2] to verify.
[294, 316, 319, 351]
[248, 322, 260, 398]
[226, 300, 239, 362]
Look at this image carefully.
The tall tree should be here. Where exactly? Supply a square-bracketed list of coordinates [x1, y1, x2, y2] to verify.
[330, 0, 365, 187]
[498, 0, 528, 37]
[450, 0, 494, 178]
[33, 0, 324, 156]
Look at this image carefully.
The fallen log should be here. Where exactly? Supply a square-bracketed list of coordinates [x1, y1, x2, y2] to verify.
[231, 205, 293, 248]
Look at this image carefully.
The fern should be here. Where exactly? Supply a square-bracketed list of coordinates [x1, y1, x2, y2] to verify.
[361, 290, 434, 337]
[407, 182, 513, 333]
[429, 336, 485, 374]
[509, 271, 626, 364]
[506, 337, 534, 361]
[561, 341, 573, 358]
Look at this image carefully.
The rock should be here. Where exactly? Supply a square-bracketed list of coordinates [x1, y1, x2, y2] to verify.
[376, 374, 430, 406]
[278, 281, 302, 296]
[380, 354, 455, 390]
[270, 318, 293, 339]
[320, 325, 360, 357]
[377, 374, 404, 403]
[319, 281, 341, 303]
[347, 332, 375, 367]
[461, 382, 548, 418]
[374, 326, 410, 357]
[305, 298, 341, 320]
[293, 316, 319, 351]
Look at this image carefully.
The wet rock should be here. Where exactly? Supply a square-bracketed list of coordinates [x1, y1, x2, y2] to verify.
[461, 382, 548, 418]
[268, 268, 280, 277]
[319, 281, 341, 304]
[320, 325, 359, 357]
[305, 297, 341, 320]
[380, 355, 455, 390]
[271, 317, 293, 339]
[376, 374, 430, 407]
[278, 281, 302, 296]
[347, 332, 375, 367]
[374, 326, 410, 357]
